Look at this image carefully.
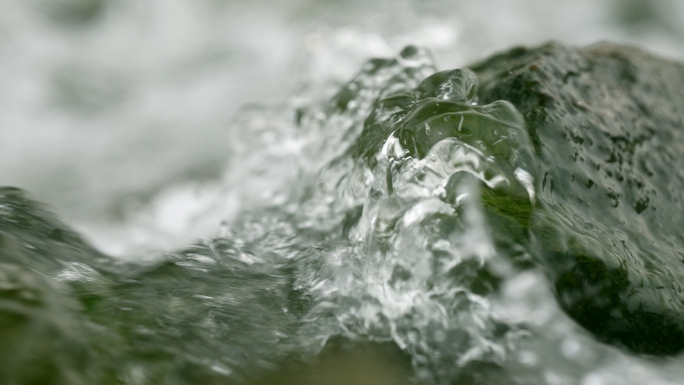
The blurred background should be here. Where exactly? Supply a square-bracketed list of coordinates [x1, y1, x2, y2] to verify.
[1, 0, 683, 254]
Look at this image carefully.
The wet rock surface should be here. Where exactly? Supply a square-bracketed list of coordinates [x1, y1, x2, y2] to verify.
[471, 42, 684, 355]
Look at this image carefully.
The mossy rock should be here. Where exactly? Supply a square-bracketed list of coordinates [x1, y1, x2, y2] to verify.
[471, 42, 684, 355]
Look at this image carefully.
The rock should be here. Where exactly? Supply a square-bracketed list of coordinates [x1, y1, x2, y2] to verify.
[470, 42, 684, 354]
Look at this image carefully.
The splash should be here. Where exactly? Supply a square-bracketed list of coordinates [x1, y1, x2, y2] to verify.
[2, 45, 684, 385]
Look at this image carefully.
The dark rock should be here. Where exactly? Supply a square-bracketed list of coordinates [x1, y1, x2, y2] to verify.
[470, 42, 684, 355]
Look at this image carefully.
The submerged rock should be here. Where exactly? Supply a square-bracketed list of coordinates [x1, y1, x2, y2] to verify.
[470, 42, 684, 355]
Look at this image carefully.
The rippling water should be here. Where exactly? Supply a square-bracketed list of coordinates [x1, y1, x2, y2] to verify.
[2, 1, 684, 384]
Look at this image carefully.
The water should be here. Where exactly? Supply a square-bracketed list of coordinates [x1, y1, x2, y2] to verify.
[2, 1, 684, 384]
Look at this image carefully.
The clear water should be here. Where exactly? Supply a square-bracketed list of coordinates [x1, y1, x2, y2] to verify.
[2, 1, 684, 384]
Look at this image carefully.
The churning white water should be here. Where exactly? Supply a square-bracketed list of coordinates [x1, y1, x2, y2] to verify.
[2, 1, 684, 384]
[3, 0, 684, 254]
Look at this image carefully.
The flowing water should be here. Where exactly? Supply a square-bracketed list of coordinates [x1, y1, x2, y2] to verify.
[2, 1, 684, 384]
